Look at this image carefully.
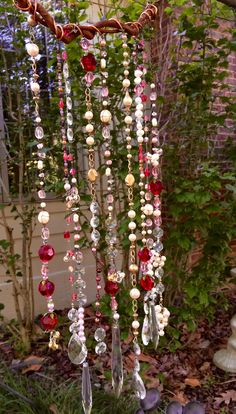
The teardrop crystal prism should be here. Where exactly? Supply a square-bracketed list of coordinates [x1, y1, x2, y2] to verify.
[133, 371, 146, 400]
[82, 362, 92, 414]
[142, 315, 151, 346]
[150, 304, 159, 350]
[111, 323, 123, 397]
[68, 333, 87, 365]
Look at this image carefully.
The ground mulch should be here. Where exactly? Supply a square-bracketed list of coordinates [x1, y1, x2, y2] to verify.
[0, 288, 236, 414]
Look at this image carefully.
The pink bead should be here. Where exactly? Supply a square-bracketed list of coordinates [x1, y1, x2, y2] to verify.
[62, 51, 67, 60]
[78, 307, 84, 313]
[97, 285, 101, 290]
[74, 234, 80, 241]
[70, 168, 76, 175]
[72, 293, 77, 301]
[69, 275, 74, 283]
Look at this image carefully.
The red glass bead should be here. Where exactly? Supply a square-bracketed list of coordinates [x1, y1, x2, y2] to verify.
[59, 99, 64, 109]
[38, 280, 55, 297]
[64, 231, 71, 239]
[105, 281, 119, 296]
[140, 275, 154, 291]
[40, 312, 58, 332]
[38, 244, 55, 263]
[141, 94, 148, 103]
[144, 168, 150, 177]
[149, 180, 163, 196]
[81, 53, 96, 72]
[138, 247, 151, 263]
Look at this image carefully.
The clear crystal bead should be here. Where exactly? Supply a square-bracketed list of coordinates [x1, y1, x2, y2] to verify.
[35, 126, 44, 139]
[78, 267, 86, 277]
[153, 227, 164, 238]
[80, 37, 90, 50]
[68, 334, 87, 365]
[154, 242, 163, 253]
[38, 190, 46, 199]
[66, 96, 72, 110]
[142, 315, 151, 346]
[82, 362, 92, 414]
[67, 128, 73, 142]
[156, 283, 165, 294]
[95, 341, 107, 355]
[69, 322, 80, 333]
[68, 308, 78, 321]
[133, 343, 141, 356]
[150, 92, 157, 101]
[63, 62, 69, 79]
[65, 80, 71, 94]
[105, 217, 117, 229]
[67, 113, 73, 126]
[146, 238, 154, 248]
[150, 304, 159, 349]
[133, 371, 146, 400]
[90, 202, 99, 214]
[76, 294, 87, 307]
[91, 230, 100, 243]
[90, 216, 99, 228]
[155, 268, 164, 278]
[94, 327, 106, 342]
[74, 279, 86, 289]
[102, 126, 110, 139]
[41, 227, 50, 240]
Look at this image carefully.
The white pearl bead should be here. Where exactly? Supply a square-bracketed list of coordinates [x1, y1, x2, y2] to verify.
[100, 110, 112, 124]
[85, 124, 94, 133]
[151, 83, 155, 89]
[103, 100, 108, 106]
[137, 129, 144, 136]
[142, 238, 146, 244]
[161, 256, 167, 261]
[154, 209, 161, 217]
[123, 78, 130, 88]
[86, 136, 94, 146]
[123, 60, 129, 67]
[26, 43, 39, 57]
[132, 320, 140, 329]
[123, 93, 132, 107]
[100, 58, 106, 69]
[73, 213, 79, 223]
[134, 77, 142, 85]
[137, 137, 143, 143]
[135, 69, 143, 77]
[113, 312, 120, 320]
[124, 70, 129, 76]
[135, 97, 142, 104]
[37, 160, 43, 170]
[123, 51, 128, 58]
[130, 288, 140, 299]
[136, 103, 143, 110]
[143, 204, 154, 216]
[40, 202, 46, 208]
[163, 308, 170, 317]
[129, 221, 136, 230]
[30, 82, 40, 93]
[38, 211, 49, 224]
[152, 118, 158, 127]
[135, 110, 143, 118]
[129, 233, 136, 242]
[159, 330, 165, 336]
[105, 167, 111, 176]
[71, 178, 77, 183]
[108, 206, 113, 211]
[128, 210, 136, 218]
[84, 111, 93, 120]
[155, 305, 162, 313]
[64, 182, 71, 191]
[125, 115, 132, 125]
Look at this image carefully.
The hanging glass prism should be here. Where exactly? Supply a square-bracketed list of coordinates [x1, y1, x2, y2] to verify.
[150, 304, 159, 350]
[111, 323, 123, 397]
[82, 362, 92, 414]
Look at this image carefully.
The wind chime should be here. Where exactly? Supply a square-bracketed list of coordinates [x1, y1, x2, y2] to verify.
[14, 1, 170, 412]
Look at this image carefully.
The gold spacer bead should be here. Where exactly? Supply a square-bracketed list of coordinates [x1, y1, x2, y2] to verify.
[129, 264, 138, 273]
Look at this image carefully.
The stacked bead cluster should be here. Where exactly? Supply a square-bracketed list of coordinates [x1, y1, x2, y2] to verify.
[26, 39, 58, 348]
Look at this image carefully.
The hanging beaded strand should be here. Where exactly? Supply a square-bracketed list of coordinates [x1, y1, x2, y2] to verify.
[99, 34, 125, 396]
[26, 27, 59, 349]
[121, 34, 146, 400]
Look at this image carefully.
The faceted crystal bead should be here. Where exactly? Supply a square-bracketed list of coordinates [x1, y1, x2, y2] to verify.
[101, 87, 109, 97]
[149, 180, 163, 195]
[150, 92, 157, 101]
[155, 268, 164, 278]
[95, 341, 107, 355]
[74, 279, 86, 289]
[150, 304, 159, 349]
[40, 312, 58, 332]
[67, 128, 73, 142]
[90, 202, 99, 214]
[68, 333, 87, 365]
[38, 189, 46, 199]
[35, 126, 44, 140]
[138, 247, 151, 263]
[63, 62, 69, 79]
[65, 80, 71, 94]
[68, 308, 78, 321]
[41, 227, 50, 240]
[134, 343, 141, 356]
[102, 126, 110, 139]
[91, 230, 100, 243]
[105, 217, 117, 229]
[67, 113, 73, 126]
[80, 37, 90, 50]
[146, 238, 154, 249]
[142, 315, 151, 346]
[38, 280, 55, 297]
[105, 281, 119, 296]
[84, 72, 95, 86]
[94, 327, 106, 342]
[76, 293, 87, 306]
[155, 242, 163, 253]
[81, 53, 96, 72]
[140, 276, 154, 291]
[66, 97, 72, 110]
[90, 216, 99, 228]
[82, 362, 92, 414]
[38, 244, 55, 262]
[153, 227, 164, 238]
[69, 322, 80, 333]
